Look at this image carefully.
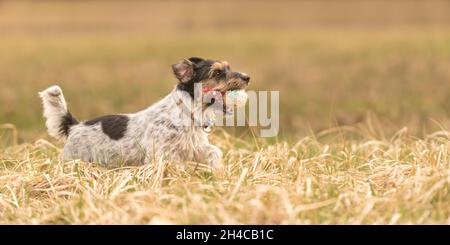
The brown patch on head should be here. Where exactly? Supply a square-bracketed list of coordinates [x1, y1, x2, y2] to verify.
[208, 61, 230, 77]
[200, 61, 231, 92]
[224, 77, 243, 90]
[203, 79, 227, 92]
[200, 61, 250, 95]
[213, 61, 229, 70]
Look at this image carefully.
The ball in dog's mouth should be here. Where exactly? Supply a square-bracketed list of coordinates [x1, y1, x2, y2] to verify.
[225, 89, 248, 107]
[222, 89, 248, 115]
[203, 87, 248, 115]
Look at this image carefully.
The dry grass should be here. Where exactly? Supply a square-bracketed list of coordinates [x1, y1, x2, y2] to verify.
[1, 1, 450, 224]
[1, 0, 450, 140]
[1, 122, 450, 224]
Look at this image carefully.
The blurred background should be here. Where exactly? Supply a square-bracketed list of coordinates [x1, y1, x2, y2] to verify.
[0, 0, 450, 143]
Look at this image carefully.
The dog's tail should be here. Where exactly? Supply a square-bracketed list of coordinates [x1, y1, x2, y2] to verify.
[38, 85, 78, 140]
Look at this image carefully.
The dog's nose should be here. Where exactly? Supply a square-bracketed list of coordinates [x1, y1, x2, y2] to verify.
[240, 74, 250, 84]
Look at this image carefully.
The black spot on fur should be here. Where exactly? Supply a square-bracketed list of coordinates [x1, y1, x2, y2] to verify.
[84, 115, 129, 140]
[60, 112, 79, 137]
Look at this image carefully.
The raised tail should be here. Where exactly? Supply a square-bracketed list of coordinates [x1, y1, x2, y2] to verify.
[38, 85, 78, 140]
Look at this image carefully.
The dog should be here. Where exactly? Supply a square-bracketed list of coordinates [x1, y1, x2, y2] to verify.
[39, 57, 250, 168]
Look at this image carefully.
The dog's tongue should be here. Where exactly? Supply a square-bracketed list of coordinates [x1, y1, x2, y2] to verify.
[202, 87, 211, 93]
[203, 87, 231, 114]
[203, 87, 225, 96]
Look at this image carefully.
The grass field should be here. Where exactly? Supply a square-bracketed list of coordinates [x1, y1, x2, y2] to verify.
[1, 0, 450, 224]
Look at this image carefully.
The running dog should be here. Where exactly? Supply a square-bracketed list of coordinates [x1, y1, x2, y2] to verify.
[39, 57, 250, 168]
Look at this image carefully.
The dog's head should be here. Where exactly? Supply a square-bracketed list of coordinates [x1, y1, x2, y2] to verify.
[172, 57, 250, 114]
[173, 57, 250, 94]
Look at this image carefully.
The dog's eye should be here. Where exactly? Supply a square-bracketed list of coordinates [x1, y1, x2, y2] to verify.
[213, 70, 223, 77]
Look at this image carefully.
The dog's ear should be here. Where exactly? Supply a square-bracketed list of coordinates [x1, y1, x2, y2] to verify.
[187, 57, 204, 64]
[172, 59, 196, 83]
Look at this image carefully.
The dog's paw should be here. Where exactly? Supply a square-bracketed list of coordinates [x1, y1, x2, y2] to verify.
[207, 145, 223, 169]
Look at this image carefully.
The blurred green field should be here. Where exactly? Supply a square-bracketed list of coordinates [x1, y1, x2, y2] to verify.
[1, 0, 450, 142]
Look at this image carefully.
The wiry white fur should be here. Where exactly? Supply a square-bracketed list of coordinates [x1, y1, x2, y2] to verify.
[38, 85, 69, 140]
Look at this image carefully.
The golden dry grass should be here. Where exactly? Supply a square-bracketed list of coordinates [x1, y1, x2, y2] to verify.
[1, 0, 450, 140]
[1, 122, 450, 224]
[1, 1, 450, 224]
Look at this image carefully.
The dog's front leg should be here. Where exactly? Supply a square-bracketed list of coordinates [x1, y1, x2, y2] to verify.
[202, 144, 223, 169]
